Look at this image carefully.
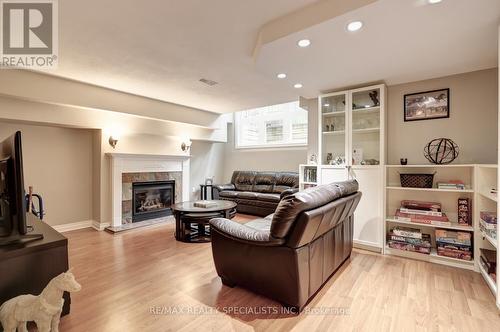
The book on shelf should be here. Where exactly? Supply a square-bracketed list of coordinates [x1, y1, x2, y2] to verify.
[193, 200, 218, 208]
[457, 198, 472, 226]
[392, 226, 422, 239]
[400, 200, 441, 212]
[435, 229, 472, 246]
[480, 248, 497, 274]
[480, 211, 497, 224]
[399, 207, 443, 217]
[436, 247, 472, 261]
[395, 209, 451, 226]
[436, 241, 472, 252]
[387, 232, 431, 247]
[387, 241, 431, 255]
[436, 180, 466, 190]
[479, 219, 497, 231]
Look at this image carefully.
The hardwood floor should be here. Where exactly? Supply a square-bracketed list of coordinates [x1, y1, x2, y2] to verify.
[58, 216, 500, 332]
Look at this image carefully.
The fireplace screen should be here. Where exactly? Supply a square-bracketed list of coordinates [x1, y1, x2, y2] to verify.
[132, 181, 175, 222]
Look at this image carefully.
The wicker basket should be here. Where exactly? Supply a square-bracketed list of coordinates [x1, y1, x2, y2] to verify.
[399, 172, 435, 188]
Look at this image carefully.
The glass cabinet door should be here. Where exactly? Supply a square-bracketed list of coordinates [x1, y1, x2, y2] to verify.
[320, 92, 348, 166]
[350, 87, 381, 166]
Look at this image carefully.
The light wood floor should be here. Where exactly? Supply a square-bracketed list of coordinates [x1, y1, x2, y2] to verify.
[58, 215, 500, 332]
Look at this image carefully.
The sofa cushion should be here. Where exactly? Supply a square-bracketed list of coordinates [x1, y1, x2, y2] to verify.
[232, 171, 256, 191]
[237, 191, 259, 200]
[252, 172, 276, 193]
[255, 193, 281, 203]
[270, 180, 359, 239]
[244, 214, 273, 232]
[273, 172, 299, 193]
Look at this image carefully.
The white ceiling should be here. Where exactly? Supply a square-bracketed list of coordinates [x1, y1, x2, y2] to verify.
[48, 0, 317, 114]
[256, 0, 500, 97]
[43, 0, 499, 114]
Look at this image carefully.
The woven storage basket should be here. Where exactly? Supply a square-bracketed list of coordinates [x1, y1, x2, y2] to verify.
[399, 172, 435, 188]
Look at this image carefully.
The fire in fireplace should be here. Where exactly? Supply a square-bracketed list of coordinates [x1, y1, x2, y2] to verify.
[132, 181, 175, 222]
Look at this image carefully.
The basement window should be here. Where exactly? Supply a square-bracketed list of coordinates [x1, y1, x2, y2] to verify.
[235, 101, 308, 149]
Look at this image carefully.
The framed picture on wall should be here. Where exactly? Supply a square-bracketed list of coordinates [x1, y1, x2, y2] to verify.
[404, 88, 450, 122]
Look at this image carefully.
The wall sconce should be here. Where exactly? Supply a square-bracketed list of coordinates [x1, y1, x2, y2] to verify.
[109, 136, 118, 149]
[181, 141, 191, 152]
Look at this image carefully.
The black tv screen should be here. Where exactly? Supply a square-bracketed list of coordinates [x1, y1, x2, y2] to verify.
[0, 131, 27, 237]
[0, 158, 11, 236]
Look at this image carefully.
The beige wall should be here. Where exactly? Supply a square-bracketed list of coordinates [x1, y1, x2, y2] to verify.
[190, 141, 226, 200]
[222, 123, 307, 182]
[387, 68, 498, 164]
[0, 122, 93, 226]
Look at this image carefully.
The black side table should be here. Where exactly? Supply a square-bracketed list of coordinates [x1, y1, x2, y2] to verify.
[200, 184, 214, 200]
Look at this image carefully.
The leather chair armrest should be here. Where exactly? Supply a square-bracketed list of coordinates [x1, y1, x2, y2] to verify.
[209, 218, 284, 246]
[280, 188, 299, 200]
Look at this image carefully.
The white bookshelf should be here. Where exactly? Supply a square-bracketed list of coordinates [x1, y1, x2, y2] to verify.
[474, 165, 498, 303]
[298, 164, 318, 191]
[384, 164, 476, 271]
[384, 164, 499, 308]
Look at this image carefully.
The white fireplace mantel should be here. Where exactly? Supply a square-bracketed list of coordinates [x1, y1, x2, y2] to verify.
[107, 153, 190, 227]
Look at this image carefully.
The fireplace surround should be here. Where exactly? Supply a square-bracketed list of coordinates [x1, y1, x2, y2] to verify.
[107, 153, 190, 229]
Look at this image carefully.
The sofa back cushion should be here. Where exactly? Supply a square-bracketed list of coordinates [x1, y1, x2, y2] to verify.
[270, 180, 359, 239]
[273, 172, 299, 193]
[232, 171, 256, 191]
[252, 172, 276, 193]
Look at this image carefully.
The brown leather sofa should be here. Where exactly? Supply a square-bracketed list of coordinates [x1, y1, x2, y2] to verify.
[209, 180, 361, 311]
[212, 171, 299, 217]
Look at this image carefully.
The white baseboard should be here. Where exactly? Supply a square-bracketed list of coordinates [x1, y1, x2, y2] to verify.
[92, 221, 110, 231]
[354, 239, 382, 253]
[52, 220, 94, 233]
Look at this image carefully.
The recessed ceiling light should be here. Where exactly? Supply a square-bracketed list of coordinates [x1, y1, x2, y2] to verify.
[347, 21, 363, 32]
[294, 83, 303, 89]
[277, 73, 287, 79]
[428, 0, 442, 4]
[297, 39, 311, 48]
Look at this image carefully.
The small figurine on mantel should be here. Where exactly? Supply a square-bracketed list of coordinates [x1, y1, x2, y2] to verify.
[0, 269, 81, 332]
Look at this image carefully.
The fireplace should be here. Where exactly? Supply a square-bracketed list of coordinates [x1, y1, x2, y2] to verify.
[132, 181, 175, 222]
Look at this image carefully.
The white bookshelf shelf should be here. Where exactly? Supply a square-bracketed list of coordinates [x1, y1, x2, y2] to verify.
[386, 164, 476, 168]
[386, 217, 473, 231]
[385, 246, 475, 270]
[386, 186, 474, 193]
[322, 128, 380, 136]
[302, 181, 317, 185]
[479, 261, 497, 295]
[480, 230, 498, 249]
[322, 107, 380, 118]
[478, 190, 498, 202]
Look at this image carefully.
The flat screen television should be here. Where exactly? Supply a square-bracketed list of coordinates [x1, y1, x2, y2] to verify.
[0, 131, 42, 245]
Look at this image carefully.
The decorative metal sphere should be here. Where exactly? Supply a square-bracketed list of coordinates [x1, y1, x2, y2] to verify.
[423, 138, 459, 164]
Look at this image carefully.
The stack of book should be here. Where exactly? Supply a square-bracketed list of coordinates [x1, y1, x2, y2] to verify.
[193, 200, 218, 208]
[436, 180, 466, 190]
[480, 211, 497, 240]
[387, 227, 431, 254]
[480, 248, 497, 282]
[435, 229, 472, 261]
[394, 200, 451, 226]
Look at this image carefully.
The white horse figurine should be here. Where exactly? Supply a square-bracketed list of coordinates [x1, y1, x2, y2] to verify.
[0, 269, 81, 332]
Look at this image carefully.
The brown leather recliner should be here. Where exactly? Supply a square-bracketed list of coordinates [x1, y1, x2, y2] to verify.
[212, 171, 299, 217]
[209, 180, 361, 311]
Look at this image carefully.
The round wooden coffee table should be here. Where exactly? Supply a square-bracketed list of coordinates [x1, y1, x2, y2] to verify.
[172, 200, 237, 243]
